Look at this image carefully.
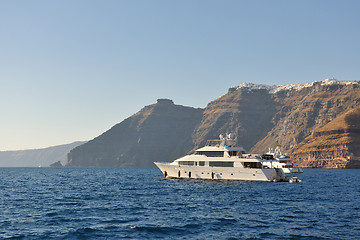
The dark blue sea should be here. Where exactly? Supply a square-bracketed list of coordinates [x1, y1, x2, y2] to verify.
[0, 168, 359, 240]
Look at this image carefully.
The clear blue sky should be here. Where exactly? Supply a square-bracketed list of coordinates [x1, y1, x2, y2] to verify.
[1, 0, 360, 150]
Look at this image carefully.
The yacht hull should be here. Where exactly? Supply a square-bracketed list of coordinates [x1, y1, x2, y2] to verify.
[283, 168, 303, 173]
[154, 162, 288, 182]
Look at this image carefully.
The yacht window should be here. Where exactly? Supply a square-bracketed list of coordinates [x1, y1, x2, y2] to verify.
[195, 151, 224, 157]
[262, 154, 274, 160]
[242, 162, 262, 169]
[179, 161, 194, 166]
[228, 151, 240, 157]
[199, 161, 205, 166]
[209, 161, 234, 167]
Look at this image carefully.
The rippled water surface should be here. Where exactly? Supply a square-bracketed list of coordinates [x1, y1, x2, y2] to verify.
[0, 167, 359, 239]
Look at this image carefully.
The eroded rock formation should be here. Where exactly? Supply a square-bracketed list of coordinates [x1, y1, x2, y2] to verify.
[67, 99, 203, 167]
[292, 107, 360, 168]
[67, 79, 360, 168]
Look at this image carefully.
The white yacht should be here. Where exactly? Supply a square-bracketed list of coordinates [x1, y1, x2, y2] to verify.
[154, 135, 289, 182]
[262, 147, 303, 173]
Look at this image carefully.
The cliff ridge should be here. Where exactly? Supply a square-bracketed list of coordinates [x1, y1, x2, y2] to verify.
[67, 79, 360, 168]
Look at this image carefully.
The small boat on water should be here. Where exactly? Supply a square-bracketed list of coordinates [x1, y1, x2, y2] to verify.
[261, 147, 303, 173]
[154, 134, 290, 182]
[289, 176, 302, 183]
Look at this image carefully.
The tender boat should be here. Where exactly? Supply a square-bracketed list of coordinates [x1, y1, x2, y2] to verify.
[261, 147, 303, 173]
[289, 176, 302, 183]
[154, 134, 289, 182]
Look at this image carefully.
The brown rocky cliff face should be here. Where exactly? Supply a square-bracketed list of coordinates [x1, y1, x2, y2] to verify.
[67, 80, 360, 168]
[192, 88, 278, 151]
[291, 107, 360, 168]
[341, 107, 360, 168]
[251, 82, 360, 156]
[67, 99, 203, 167]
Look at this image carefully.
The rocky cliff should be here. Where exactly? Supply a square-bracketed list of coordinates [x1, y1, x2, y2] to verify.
[292, 107, 360, 168]
[67, 79, 360, 168]
[0, 141, 85, 167]
[192, 87, 278, 151]
[249, 79, 360, 168]
[67, 99, 203, 167]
